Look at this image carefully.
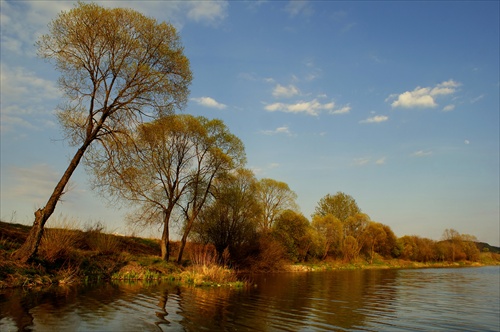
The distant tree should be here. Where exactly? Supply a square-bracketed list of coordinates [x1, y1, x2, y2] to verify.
[273, 210, 311, 262]
[441, 230, 479, 262]
[257, 178, 299, 231]
[398, 235, 437, 262]
[313, 192, 361, 222]
[361, 222, 387, 263]
[461, 234, 480, 261]
[13, 2, 192, 262]
[442, 228, 463, 262]
[342, 236, 360, 263]
[344, 213, 370, 239]
[194, 169, 261, 263]
[312, 214, 343, 259]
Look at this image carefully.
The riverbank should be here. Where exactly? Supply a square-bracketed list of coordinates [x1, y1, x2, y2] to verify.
[284, 257, 496, 273]
[1, 221, 499, 289]
[0, 221, 244, 289]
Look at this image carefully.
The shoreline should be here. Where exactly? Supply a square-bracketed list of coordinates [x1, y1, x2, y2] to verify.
[1, 220, 499, 290]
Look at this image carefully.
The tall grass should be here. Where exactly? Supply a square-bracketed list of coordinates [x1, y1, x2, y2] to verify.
[84, 221, 122, 254]
[182, 243, 239, 286]
[39, 216, 80, 263]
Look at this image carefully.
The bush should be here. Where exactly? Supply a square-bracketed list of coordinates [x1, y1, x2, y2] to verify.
[246, 234, 286, 272]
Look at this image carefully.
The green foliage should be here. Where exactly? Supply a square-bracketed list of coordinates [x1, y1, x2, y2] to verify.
[312, 214, 343, 259]
[313, 192, 361, 222]
[272, 210, 311, 262]
[193, 169, 260, 264]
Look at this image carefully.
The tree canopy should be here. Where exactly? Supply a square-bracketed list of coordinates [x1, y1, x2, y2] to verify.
[313, 192, 361, 222]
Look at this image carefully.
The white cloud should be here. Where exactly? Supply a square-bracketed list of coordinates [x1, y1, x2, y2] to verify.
[0, 65, 60, 104]
[360, 115, 389, 124]
[375, 157, 386, 165]
[442, 104, 455, 112]
[0, 65, 60, 132]
[186, 1, 228, 25]
[464, 140, 470, 145]
[191, 96, 227, 109]
[261, 126, 292, 136]
[273, 84, 300, 98]
[388, 80, 461, 109]
[264, 99, 351, 116]
[329, 105, 351, 115]
[412, 150, 433, 157]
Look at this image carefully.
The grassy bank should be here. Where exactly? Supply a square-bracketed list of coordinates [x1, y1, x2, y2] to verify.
[0, 221, 242, 289]
[284, 255, 497, 273]
[1, 221, 498, 289]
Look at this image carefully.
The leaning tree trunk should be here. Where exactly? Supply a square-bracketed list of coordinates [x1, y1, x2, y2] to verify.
[12, 143, 90, 262]
[176, 214, 199, 264]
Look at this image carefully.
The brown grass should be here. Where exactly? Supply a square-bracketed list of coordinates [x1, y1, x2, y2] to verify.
[39, 217, 80, 263]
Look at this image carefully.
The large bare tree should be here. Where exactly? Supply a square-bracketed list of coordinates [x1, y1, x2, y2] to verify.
[13, 2, 192, 262]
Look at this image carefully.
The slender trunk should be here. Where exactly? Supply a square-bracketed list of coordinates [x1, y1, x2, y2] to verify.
[12, 143, 90, 262]
[160, 210, 170, 261]
[370, 242, 375, 264]
[176, 214, 198, 264]
[322, 242, 331, 260]
[176, 220, 192, 264]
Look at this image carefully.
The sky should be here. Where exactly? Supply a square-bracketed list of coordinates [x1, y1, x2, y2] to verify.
[1, 1, 499, 246]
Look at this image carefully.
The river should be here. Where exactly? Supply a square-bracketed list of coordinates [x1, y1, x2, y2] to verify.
[1, 266, 499, 331]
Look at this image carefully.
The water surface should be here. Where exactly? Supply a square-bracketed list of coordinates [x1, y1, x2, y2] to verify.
[1, 266, 498, 331]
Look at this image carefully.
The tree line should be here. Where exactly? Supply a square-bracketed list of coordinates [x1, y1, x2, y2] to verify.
[12, 3, 489, 267]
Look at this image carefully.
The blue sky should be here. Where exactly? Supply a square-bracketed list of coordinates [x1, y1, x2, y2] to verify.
[1, 1, 499, 246]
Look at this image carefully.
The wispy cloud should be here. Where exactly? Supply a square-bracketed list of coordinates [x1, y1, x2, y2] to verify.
[411, 150, 433, 157]
[0, 65, 60, 104]
[360, 115, 388, 123]
[387, 80, 461, 109]
[352, 157, 386, 166]
[272, 84, 300, 98]
[251, 162, 280, 176]
[260, 126, 292, 136]
[264, 99, 350, 116]
[191, 96, 227, 109]
[352, 157, 370, 166]
[6, 164, 61, 202]
[470, 94, 485, 104]
[329, 105, 351, 115]
[442, 104, 455, 112]
[0, 65, 60, 132]
[285, 0, 314, 17]
[186, 1, 228, 25]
